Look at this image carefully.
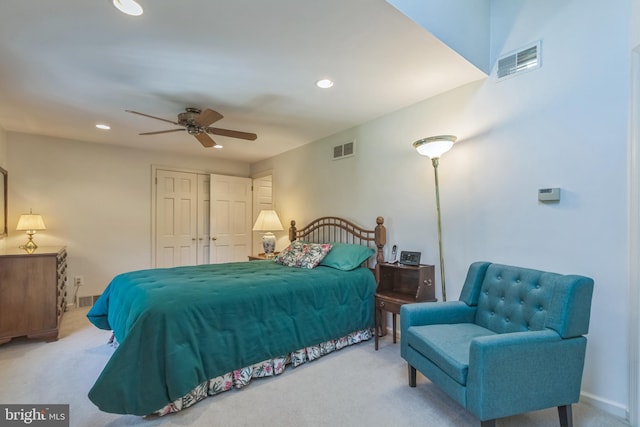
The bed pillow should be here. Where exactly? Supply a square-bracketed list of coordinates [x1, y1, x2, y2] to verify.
[274, 241, 304, 267]
[274, 242, 332, 269]
[319, 243, 375, 271]
[297, 243, 332, 269]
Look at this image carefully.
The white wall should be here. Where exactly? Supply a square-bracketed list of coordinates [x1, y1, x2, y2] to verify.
[6, 132, 250, 300]
[253, 0, 631, 418]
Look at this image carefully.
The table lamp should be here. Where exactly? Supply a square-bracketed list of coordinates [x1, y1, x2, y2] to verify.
[252, 210, 284, 257]
[16, 209, 46, 253]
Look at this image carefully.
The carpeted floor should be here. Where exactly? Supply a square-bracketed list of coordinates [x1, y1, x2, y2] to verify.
[0, 308, 630, 427]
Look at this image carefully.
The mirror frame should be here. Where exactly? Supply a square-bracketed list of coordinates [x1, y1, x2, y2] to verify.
[0, 167, 6, 238]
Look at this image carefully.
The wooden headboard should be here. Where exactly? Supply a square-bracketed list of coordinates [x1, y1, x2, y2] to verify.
[288, 216, 386, 268]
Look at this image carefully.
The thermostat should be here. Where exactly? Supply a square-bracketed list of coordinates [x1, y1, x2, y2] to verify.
[538, 188, 561, 202]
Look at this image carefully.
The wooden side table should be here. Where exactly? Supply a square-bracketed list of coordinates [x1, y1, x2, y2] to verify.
[375, 262, 436, 350]
[248, 252, 279, 261]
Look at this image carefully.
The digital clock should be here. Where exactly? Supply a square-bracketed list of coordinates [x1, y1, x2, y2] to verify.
[399, 251, 421, 266]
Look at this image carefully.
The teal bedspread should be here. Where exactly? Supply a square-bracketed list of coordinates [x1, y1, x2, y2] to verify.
[87, 261, 376, 415]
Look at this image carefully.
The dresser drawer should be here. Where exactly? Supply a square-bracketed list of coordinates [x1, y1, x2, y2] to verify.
[375, 295, 403, 314]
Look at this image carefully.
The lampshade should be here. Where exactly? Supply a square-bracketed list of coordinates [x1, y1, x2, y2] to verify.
[252, 210, 284, 232]
[413, 135, 457, 159]
[16, 210, 46, 231]
[112, 0, 143, 16]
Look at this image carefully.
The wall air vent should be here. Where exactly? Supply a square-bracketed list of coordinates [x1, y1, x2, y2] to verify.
[497, 41, 541, 80]
[78, 295, 101, 308]
[332, 140, 356, 160]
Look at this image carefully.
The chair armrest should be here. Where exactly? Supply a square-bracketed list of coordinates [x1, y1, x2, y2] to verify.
[400, 301, 476, 333]
[466, 329, 587, 421]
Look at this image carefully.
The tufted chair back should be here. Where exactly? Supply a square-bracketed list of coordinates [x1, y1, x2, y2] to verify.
[459, 262, 593, 338]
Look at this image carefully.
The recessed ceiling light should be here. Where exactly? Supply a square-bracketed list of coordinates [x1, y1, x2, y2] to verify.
[112, 0, 143, 16]
[214, 145, 223, 149]
[96, 124, 111, 130]
[316, 79, 334, 89]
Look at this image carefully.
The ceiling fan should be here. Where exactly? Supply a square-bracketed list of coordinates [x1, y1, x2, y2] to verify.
[125, 107, 257, 148]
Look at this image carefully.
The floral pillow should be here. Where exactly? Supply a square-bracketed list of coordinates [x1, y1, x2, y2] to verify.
[274, 241, 304, 267]
[274, 241, 332, 269]
[296, 243, 332, 269]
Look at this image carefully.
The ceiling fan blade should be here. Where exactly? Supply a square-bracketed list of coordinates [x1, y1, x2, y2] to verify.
[194, 109, 224, 127]
[195, 132, 216, 148]
[126, 110, 180, 125]
[139, 129, 185, 135]
[206, 127, 257, 141]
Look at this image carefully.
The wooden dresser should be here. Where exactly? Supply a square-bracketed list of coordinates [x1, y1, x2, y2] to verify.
[0, 246, 67, 344]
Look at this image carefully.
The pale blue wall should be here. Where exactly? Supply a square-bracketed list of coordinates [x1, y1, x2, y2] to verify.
[386, 0, 491, 73]
[253, 0, 632, 418]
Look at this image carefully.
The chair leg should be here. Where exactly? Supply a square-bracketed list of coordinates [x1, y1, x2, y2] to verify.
[480, 420, 496, 427]
[558, 404, 573, 427]
[408, 364, 416, 387]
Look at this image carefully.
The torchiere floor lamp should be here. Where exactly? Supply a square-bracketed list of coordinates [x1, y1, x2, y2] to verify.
[412, 135, 456, 302]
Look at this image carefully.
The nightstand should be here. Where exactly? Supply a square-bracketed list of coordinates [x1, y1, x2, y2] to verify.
[248, 252, 279, 261]
[375, 262, 436, 350]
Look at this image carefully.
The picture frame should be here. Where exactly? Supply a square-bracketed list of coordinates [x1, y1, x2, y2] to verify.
[0, 166, 7, 238]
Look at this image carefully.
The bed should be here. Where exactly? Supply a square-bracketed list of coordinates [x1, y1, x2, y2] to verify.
[86, 216, 386, 416]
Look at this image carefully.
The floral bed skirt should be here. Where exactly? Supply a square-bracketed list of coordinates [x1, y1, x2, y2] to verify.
[152, 328, 373, 416]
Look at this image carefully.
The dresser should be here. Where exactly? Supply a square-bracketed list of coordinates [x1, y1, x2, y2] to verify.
[0, 246, 67, 344]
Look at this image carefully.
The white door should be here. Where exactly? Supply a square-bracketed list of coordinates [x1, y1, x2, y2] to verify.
[197, 174, 211, 265]
[210, 174, 252, 263]
[252, 175, 274, 254]
[155, 170, 198, 267]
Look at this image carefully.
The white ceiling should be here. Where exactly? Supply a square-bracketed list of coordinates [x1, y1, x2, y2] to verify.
[0, 0, 486, 163]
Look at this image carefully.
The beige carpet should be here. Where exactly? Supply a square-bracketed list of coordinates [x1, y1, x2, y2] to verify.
[0, 308, 629, 427]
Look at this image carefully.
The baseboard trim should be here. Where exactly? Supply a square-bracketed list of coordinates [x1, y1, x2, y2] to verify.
[579, 391, 628, 421]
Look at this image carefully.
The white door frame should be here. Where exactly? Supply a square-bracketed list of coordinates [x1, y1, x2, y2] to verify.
[628, 44, 640, 427]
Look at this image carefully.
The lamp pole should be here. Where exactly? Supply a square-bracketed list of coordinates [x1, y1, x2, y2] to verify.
[431, 157, 446, 302]
[413, 134, 456, 303]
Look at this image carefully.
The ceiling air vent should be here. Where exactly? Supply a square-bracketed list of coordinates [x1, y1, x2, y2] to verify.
[497, 41, 541, 80]
[332, 140, 355, 160]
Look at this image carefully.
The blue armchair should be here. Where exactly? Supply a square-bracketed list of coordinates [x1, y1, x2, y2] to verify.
[400, 262, 594, 427]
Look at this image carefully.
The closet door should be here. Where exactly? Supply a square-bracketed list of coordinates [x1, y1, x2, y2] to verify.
[209, 174, 252, 263]
[155, 170, 198, 267]
[196, 174, 211, 265]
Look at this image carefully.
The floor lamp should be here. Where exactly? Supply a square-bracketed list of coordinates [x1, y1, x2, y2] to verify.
[413, 135, 456, 302]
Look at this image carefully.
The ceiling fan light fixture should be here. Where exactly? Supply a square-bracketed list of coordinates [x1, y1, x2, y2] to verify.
[315, 79, 334, 89]
[112, 0, 143, 16]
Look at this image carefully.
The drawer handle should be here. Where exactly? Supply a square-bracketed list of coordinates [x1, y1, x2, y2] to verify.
[379, 301, 385, 308]
[424, 279, 432, 286]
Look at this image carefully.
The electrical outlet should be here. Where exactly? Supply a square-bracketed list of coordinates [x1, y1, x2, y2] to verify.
[74, 276, 84, 286]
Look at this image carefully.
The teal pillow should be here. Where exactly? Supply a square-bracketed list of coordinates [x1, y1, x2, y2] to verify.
[319, 243, 375, 271]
